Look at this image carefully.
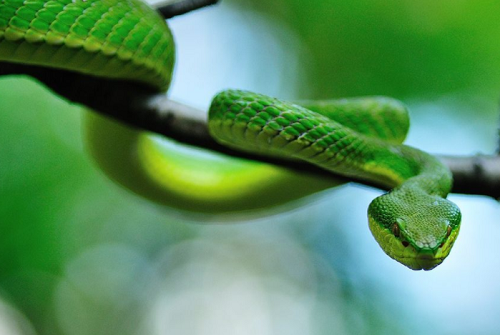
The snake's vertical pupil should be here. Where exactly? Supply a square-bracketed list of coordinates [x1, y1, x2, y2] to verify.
[392, 224, 400, 237]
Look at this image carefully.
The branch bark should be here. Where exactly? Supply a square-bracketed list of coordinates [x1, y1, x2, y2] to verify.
[439, 155, 500, 199]
[1, 61, 499, 199]
[154, 0, 220, 19]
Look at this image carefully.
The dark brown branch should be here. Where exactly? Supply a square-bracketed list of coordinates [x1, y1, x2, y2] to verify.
[0, 62, 337, 180]
[1, 61, 499, 199]
[154, 0, 220, 19]
[439, 155, 500, 199]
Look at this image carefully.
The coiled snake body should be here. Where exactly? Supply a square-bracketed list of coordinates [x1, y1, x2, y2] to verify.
[0, 0, 461, 270]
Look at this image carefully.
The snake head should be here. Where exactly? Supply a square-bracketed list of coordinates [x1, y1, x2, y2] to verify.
[368, 191, 461, 270]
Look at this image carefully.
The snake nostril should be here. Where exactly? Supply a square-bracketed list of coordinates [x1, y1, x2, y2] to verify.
[402, 241, 409, 247]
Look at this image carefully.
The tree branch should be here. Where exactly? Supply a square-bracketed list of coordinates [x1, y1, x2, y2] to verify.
[439, 155, 500, 199]
[153, 0, 220, 19]
[1, 61, 499, 199]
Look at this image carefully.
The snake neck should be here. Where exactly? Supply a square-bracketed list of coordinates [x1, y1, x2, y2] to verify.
[363, 143, 453, 197]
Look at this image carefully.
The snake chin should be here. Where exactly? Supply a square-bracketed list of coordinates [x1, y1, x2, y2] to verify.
[395, 249, 446, 271]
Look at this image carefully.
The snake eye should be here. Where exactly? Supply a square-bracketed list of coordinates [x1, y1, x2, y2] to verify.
[392, 224, 400, 238]
[446, 226, 452, 237]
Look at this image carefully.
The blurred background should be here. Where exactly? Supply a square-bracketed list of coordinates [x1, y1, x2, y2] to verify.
[1, 0, 500, 334]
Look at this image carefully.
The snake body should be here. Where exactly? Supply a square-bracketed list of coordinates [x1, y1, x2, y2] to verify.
[209, 90, 461, 270]
[0, 0, 461, 270]
[0, 0, 174, 90]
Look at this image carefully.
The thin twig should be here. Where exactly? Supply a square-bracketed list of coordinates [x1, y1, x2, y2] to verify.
[154, 0, 220, 19]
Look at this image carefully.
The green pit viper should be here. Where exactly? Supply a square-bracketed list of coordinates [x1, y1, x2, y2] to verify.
[0, 0, 461, 270]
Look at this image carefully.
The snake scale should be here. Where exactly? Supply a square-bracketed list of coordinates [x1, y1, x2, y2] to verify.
[0, 0, 461, 270]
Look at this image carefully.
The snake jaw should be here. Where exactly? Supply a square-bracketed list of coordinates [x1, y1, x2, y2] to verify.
[368, 212, 460, 271]
[399, 229, 459, 271]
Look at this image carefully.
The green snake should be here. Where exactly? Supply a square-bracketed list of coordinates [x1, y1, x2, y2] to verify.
[0, 0, 461, 270]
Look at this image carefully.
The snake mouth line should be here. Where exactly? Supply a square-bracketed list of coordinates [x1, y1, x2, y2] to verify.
[395, 252, 446, 271]
[397, 255, 445, 262]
